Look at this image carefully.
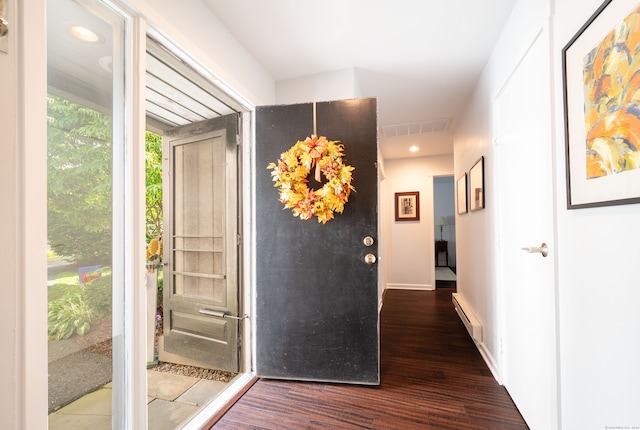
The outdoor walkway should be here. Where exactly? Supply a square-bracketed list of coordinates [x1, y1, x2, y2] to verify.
[48, 369, 229, 430]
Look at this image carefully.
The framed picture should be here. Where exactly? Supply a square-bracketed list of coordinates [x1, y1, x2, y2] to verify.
[457, 173, 468, 215]
[562, 0, 640, 208]
[469, 156, 485, 212]
[395, 191, 420, 221]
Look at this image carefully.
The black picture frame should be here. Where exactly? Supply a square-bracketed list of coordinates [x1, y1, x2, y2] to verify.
[562, 0, 640, 208]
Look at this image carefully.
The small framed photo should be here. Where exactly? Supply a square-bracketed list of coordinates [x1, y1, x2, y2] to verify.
[395, 191, 420, 221]
[562, 0, 640, 208]
[469, 156, 485, 212]
[457, 173, 468, 215]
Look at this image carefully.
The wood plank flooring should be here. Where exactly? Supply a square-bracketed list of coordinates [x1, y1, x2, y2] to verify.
[211, 288, 528, 429]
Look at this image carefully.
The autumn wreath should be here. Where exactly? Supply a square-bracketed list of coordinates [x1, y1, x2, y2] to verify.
[267, 135, 355, 224]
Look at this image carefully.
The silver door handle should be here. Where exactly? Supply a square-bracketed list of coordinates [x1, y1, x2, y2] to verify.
[198, 309, 248, 320]
[521, 243, 548, 258]
[364, 253, 377, 264]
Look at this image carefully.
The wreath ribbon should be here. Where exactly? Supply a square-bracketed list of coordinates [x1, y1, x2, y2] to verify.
[308, 136, 327, 181]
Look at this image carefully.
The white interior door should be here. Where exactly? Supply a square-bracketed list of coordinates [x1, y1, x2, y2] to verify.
[495, 28, 558, 429]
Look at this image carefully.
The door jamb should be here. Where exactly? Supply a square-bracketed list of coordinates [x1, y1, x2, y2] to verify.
[143, 24, 258, 425]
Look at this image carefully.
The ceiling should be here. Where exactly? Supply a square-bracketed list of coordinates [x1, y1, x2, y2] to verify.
[47, 1, 243, 135]
[202, 0, 518, 159]
[47, 0, 517, 160]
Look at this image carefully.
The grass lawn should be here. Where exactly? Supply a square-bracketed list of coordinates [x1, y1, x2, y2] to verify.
[48, 272, 82, 302]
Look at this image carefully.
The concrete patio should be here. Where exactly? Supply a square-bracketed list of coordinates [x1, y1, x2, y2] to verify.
[48, 368, 230, 430]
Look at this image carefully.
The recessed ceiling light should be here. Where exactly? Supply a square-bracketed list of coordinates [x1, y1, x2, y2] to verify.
[409, 146, 420, 152]
[69, 25, 99, 42]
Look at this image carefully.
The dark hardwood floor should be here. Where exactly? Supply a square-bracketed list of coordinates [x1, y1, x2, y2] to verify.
[212, 288, 528, 429]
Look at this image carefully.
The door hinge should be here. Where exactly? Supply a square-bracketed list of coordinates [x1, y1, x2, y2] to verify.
[237, 234, 241, 246]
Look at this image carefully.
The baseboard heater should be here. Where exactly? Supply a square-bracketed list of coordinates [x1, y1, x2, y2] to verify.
[452, 293, 482, 344]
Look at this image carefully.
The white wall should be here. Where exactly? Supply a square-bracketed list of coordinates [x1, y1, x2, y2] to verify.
[276, 68, 358, 104]
[383, 156, 453, 290]
[553, 0, 640, 428]
[457, 0, 640, 427]
[454, 70, 501, 364]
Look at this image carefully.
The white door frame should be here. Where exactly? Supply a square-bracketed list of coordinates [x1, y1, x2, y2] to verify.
[7, 0, 257, 427]
[1, 0, 49, 428]
[144, 25, 257, 428]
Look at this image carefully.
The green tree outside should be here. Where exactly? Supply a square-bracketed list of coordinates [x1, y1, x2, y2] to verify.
[145, 131, 163, 242]
[47, 95, 163, 265]
[47, 95, 112, 265]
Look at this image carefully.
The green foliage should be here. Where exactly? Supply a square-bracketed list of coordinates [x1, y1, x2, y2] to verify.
[48, 271, 82, 302]
[85, 274, 112, 318]
[48, 290, 93, 340]
[157, 269, 164, 308]
[48, 283, 82, 303]
[47, 94, 164, 264]
[53, 271, 81, 287]
[47, 95, 112, 265]
[146, 131, 163, 242]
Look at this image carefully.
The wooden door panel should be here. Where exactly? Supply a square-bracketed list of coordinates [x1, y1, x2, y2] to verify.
[161, 114, 239, 372]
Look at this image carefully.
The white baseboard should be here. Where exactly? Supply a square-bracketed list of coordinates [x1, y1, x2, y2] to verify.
[477, 342, 501, 384]
[386, 283, 435, 291]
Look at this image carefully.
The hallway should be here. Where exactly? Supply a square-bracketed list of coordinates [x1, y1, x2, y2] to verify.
[211, 288, 528, 429]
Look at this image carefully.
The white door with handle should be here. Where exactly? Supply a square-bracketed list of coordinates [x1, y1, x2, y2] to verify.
[495, 27, 559, 430]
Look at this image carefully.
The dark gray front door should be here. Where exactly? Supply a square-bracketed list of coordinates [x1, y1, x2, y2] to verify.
[161, 114, 240, 372]
[255, 98, 379, 384]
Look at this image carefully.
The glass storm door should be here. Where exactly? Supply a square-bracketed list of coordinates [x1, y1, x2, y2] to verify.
[47, 0, 130, 428]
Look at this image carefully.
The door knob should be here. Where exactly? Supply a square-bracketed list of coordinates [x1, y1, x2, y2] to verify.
[364, 253, 377, 264]
[521, 242, 548, 258]
[363, 236, 374, 246]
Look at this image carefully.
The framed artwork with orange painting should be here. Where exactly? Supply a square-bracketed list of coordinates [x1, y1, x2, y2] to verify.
[563, 0, 640, 208]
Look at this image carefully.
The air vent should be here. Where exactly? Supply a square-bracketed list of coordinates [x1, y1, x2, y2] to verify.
[380, 118, 450, 138]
